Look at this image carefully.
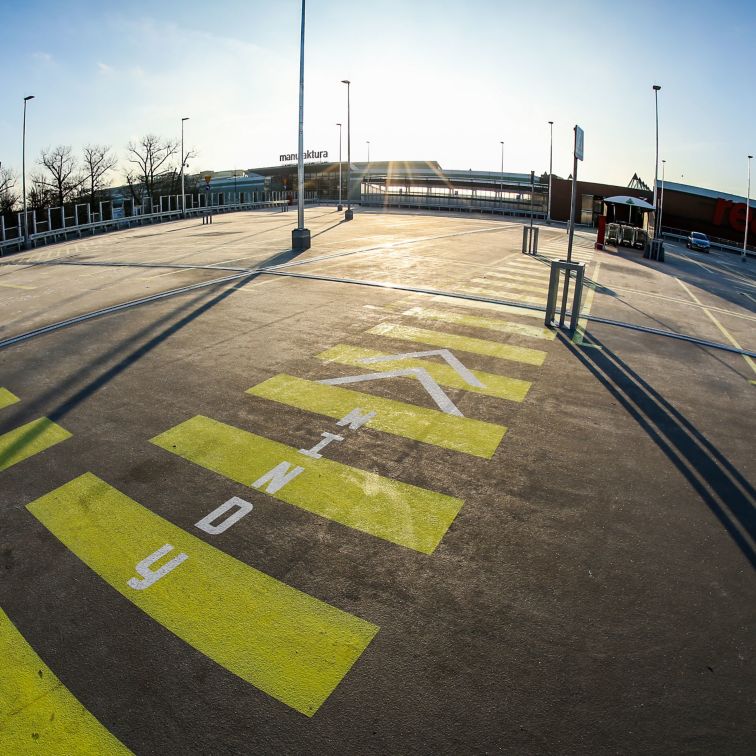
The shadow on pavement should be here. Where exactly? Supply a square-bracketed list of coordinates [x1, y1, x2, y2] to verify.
[561, 331, 756, 569]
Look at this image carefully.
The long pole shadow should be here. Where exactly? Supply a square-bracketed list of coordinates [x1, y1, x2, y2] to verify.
[561, 332, 755, 569]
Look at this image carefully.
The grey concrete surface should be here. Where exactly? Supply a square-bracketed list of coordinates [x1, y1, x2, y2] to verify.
[0, 207, 753, 755]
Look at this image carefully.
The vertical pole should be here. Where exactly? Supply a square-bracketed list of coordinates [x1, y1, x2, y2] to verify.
[744, 155, 752, 262]
[337, 122, 342, 210]
[652, 85, 661, 237]
[297, 0, 306, 232]
[342, 80, 352, 219]
[658, 159, 665, 236]
[529, 169, 534, 231]
[500, 141, 504, 211]
[22, 96, 34, 249]
[547, 121, 553, 224]
[566, 128, 579, 263]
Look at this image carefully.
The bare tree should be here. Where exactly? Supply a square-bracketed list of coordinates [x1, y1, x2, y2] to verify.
[38, 145, 83, 207]
[0, 163, 18, 214]
[125, 134, 178, 201]
[82, 144, 118, 207]
[28, 173, 56, 211]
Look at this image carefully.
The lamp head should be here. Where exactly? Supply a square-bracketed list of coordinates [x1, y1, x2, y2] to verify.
[182, 117, 189, 122]
[652, 84, 661, 91]
[24, 95, 35, 101]
[337, 122, 341, 126]
[341, 79, 350, 85]
[548, 120, 554, 125]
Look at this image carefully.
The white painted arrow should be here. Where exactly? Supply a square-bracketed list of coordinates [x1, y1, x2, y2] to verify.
[319, 368, 463, 416]
[357, 348, 485, 388]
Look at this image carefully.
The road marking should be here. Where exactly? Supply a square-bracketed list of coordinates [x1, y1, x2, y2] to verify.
[741, 291, 756, 305]
[0, 606, 131, 753]
[401, 306, 555, 341]
[26, 473, 379, 717]
[675, 279, 756, 378]
[249, 374, 505, 456]
[0, 418, 72, 473]
[0, 388, 20, 410]
[152, 415, 464, 553]
[470, 278, 547, 295]
[318, 344, 532, 402]
[484, 270, 550, 282]
[358, 348, 484, 386]
[408, 294, 545, 319]
[456, 286, 543, 305]
[0, 282, 36, 290]
[368, 323, 547, 366]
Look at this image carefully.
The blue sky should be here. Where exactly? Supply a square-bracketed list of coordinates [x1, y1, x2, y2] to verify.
[1, 0, 754, 195]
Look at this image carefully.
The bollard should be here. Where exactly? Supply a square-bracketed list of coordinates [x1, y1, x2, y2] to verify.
[522, 226, 538, 255]
[544, 260, 586, 334]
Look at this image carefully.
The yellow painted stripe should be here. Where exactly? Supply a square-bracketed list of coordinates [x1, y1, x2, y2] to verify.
[402, 306, 555, 341]
[0, 282, 36, 290]
[318, 344, 532, 402]
[0, 418, 72, 472]
[457, 286, 544, 305]
[485, 270, 550, 282]
[411, 294, 545, 320]
[470, 278, 547, 295]
[247, 373, 506, 456]
[368, 323, 547, 366]
[0, 388, 20, 410]
[152, 416, 463, 554]
[26, 473, 378, 717]
[0, 606, 131, 754]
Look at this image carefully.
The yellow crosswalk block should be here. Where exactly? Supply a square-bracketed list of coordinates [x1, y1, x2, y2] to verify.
[484, 270, 550, 283]
[409, 294, 545, 320]
[26, 473, 379, 717]
[457, 286, 543, 305]
[0, 388, 20, 411]
[248, 374, 506, 457]
[368, 323, 547, 366]
[318, 344, 532, 402]
[0, 417, 71, 472]
[152, 416, 464, 554]
[470, 278, 547, 295]
[0, 606, 131, 754]
[401, 306, 555, 341]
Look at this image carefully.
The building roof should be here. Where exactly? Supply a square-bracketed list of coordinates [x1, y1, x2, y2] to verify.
[662, 181, 748, 204]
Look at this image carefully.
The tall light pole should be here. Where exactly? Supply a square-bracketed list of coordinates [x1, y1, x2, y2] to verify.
[547, 120, 554, 224]
[337, 122, 343, 211]
[366, 140, 370, 202]
[652, 84, 661, 236]
[341, 79, 352, 221]
[292, 0, 310, 249]
[499, 141, 504, 208]
[658, 159, 666, 235]
[22, 95, 35, 249]
[744, 154, 752, 262]
[180, 117, 189, 218]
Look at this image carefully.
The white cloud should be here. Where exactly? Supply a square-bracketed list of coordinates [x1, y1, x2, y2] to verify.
[32, 51, 53, 63]
[97, 62, 114, 75]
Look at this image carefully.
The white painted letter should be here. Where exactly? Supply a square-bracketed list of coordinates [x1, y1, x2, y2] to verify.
[336, 408, 377, 430]
[195, 497, 254, 535]
[251, 462, 304, 494]
[127, 544, 188, 591]
[298, 432, 344, 459]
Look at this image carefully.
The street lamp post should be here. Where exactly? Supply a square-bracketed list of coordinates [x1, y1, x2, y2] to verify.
[499, 141, 504, 210]
[22, 95, 35, 249]
[652, 84, 661, 236]
[658, 159, 666, 235]
[180, 117, 189, 218]
[337, 122, 343, 211]
[341, 79, 352, 221]
[547, 121, 554, 224]
[292, 0, 311, 250]
[744, 154, 753, 262]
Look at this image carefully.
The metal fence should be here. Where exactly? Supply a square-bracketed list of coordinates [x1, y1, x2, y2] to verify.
[0, 191, 318, 255]
[660, 225, 755, 257]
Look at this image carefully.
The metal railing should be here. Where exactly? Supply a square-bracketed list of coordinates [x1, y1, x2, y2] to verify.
[660, 226, 755, 257]
[0, 192, 318, 255]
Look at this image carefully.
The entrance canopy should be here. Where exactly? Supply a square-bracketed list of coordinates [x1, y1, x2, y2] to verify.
[603, 195, 655, 211]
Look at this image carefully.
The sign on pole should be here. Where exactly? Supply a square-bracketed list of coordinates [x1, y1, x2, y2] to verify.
[575, 126, 585, 162]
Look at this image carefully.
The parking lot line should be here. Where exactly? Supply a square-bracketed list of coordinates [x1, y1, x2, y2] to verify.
[400, 306, 555, 341]
[26, 473, 379, 717]
[247, 374, 507, 457]
[0, 418, 72, 472]
[409, 294, 545, 319]
[0, 282, 37, 290]
[0, 606, 131, 754]
[368, 323, 547, 366]
[483, 270, 550, 282]
[456, 286, 543, 305]
[0, 388, 20, 410]
[151, 415, 463, 554]
[318, 345, 532, 402]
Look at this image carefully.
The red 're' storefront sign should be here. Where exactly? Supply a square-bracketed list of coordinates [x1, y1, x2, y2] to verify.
[713, 198, 756, 234]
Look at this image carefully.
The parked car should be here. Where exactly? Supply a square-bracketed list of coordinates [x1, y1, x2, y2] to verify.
[687, 231, 711, 252]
